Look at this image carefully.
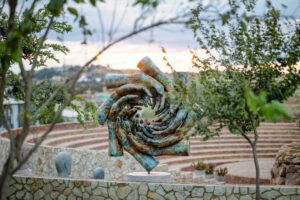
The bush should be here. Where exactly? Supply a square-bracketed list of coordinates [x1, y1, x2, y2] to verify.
[191, 161, 207, 170]
[216, 167, 228, 177]
[205, 163, 214, 175]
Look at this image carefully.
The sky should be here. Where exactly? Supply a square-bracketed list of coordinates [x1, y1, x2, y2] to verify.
[17, 0, 300, 72]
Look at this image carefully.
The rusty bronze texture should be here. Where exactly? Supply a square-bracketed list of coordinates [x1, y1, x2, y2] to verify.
[97, 57, 194, 172]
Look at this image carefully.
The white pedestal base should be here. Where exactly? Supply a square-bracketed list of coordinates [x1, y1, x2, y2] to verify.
[126, 172, 171, 183]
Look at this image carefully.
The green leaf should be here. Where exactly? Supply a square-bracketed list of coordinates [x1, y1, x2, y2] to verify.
[47, 0, 66, 16]
[221, 12, 230, 25]
[245, 90, 260, 114]
[90, 0, 97, 6]
[68, 7, 78, 17]
[67, 7, 79, 21]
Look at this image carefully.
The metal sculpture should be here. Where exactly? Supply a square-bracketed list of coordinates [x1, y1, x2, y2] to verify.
[97, 57, 194, 172]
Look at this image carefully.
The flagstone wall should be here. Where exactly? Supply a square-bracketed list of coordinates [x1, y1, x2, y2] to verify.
[7, 175, 300, 200]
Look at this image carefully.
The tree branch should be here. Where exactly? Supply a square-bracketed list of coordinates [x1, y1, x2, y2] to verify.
[241, 132, 253, 146]
[11, 92, 74, 174]
[32, 16, 188, 119]
[30, 15, 55, 74]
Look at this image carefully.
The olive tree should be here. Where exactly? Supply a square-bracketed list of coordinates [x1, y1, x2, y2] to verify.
[169, 1, 300, 199]
[0, 0, 197, 198]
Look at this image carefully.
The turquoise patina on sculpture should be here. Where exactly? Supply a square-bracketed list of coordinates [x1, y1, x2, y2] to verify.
[97, 57, 194, 172]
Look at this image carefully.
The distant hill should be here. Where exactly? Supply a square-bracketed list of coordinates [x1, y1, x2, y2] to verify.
[33, 65, 140, 80]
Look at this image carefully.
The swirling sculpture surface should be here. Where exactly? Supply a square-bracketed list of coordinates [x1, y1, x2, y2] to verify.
[97, 57, 194, 172]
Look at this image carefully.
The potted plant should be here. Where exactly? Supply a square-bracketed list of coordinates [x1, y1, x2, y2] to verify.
[215, 167, 228, 183]
[205, 163, 214, 179]
[192, 161, 207, 176]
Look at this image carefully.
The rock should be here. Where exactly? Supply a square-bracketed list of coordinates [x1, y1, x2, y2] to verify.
[192, 187, 204, 197]
[148, 192, 164, 200]
[55, 151, 72, 177]
[34, 189, 45, 199]
[93, 167, 105, 179]
[214, 187, 226, 196]
[16, 191, 25, 199]
[117, 186, 132, 199]
[279, 167, 287, 177]
[138, 184, 148, 195]
[286, 173, 300, 185]
[271, 143, 300, 185]
[261, 190, 281, 199]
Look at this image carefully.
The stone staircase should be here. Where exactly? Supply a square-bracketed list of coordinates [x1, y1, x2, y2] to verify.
[25, 122, 300, 170]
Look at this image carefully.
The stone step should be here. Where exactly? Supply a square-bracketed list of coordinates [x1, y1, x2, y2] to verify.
[81, 143, 284, 153]
[190, 143, 283, 149]
[256, 128, 299, 132]
[158, 153, 276, 165]
[39, 136, 297, 150]
[52, 137, 109, 148]
[189, 147, 279, 155]
[191, 134, 300, 141]
[190, 138, 299, 144]
[192, 131, 300, 138]
[26, 127, 107, 142]
[77, 143, 108, 150]
[42, 133, 108, 146]
[210, 123, 298, 129]
[39, 132, 300, 147]
[166, 159, 252, 171]
[257, 122, 298, 127]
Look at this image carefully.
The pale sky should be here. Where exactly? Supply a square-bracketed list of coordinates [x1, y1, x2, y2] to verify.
[28, 0, 300, 72]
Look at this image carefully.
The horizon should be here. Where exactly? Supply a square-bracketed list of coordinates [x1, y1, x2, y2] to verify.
[10, 0, 300, 73]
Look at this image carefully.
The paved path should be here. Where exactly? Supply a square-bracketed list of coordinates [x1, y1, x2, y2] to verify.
[217, 158, 275, 180]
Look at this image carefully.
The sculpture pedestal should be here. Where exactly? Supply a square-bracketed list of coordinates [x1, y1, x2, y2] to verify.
[126, 172, 171, 183]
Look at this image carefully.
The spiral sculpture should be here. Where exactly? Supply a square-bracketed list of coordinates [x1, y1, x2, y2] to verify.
[97, 57, 194, 172]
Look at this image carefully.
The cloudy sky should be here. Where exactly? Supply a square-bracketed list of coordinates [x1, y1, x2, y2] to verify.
[38, 0, 300, 72]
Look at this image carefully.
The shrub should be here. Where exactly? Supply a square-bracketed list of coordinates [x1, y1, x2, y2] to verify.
[216, 167, 228, 177]
[192, 161, 207, 170]
[205, 163, 214, 174]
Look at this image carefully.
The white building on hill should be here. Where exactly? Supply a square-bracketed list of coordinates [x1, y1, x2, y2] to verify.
[0, 98, 24, 131]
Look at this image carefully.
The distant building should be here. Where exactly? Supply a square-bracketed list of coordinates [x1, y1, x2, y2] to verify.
[0, 98, 24, 131]
[62, 109, 78, 123]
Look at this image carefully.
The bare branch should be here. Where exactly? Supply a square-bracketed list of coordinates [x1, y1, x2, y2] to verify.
[108, 0, 118, 42]
[32, 89, 60, 121]
[11, 93, 74, 174]
[96, 5, 106, 48]
[32, 16, 188, 120]
[241, 132, 253, 146]
[112, 0, 130, 37]
[30, 15, 55, 74]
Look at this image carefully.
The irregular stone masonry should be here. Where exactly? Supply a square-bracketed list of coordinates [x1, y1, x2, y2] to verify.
[0, 138, 202, 184]
[0, 138, 143, 180]
[271, 142, 300, 185]
[8, 175, 300, 200]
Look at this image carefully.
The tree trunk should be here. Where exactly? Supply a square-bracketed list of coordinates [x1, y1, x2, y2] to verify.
[0, 157, 13, 200]
[251, 142, 260, 200]
[242, 131, 260, 200]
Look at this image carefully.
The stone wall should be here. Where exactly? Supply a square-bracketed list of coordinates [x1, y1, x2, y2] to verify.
[0, 138, 9, 172]
[7, 175, 300, 200]
[0, 138, 146, 181]
[271, 142, 300, 185]
[0, 121, 97, 138]
[0, 138, 203, 184]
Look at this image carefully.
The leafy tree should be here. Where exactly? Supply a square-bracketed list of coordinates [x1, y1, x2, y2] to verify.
[169, 1, 299, 199]
[0, 0, 196, 198]
[31, 80, 66, 124]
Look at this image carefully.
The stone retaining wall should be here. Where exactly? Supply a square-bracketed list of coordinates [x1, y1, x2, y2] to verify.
[0, 138, 203, 184]
[271, 142, 300, 185]
[0, 138, 145, 181]
[0, 121, 97, 138]
[8, 175, 300, 200]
